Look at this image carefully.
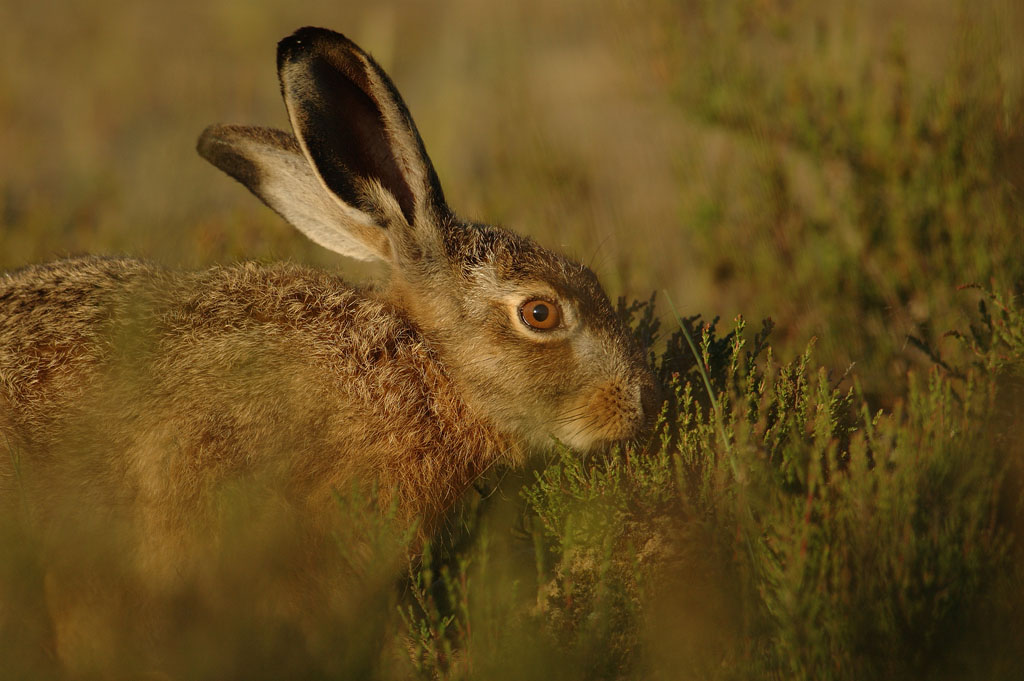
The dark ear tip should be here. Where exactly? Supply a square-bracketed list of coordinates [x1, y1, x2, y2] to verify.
[277, 26, 353, 69]
[197, 124, 257, 162]
[196, 124, 226, 161]
[195, 124, 263, 188]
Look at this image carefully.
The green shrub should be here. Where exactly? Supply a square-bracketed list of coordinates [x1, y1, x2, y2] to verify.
[402, 288, 1024, 680]
[645, 0, 1024, 402]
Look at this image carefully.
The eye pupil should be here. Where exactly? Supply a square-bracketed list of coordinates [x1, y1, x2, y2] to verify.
[531, 303, 549, 322]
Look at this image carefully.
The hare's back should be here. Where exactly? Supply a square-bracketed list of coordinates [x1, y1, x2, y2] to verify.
[1, 256, 156, 354]
[1, 257, 156, 428]
[1, 257, 448, 504]
[0, 255, 422, 410]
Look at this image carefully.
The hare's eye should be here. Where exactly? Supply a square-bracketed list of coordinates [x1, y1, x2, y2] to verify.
[519, 300, 560, 330]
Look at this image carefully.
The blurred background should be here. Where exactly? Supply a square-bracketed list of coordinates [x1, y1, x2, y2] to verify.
[4, 4, 1024, 678]
[2, 0, 1023, 403]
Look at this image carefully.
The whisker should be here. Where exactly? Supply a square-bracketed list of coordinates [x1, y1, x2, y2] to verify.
[546, 408, 594, 428]
[586, 233, 613, 270]
[548, 409, 590, 426]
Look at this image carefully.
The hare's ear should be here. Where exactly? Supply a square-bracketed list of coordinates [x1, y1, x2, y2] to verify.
[197, 124, 392, 262]
[276, 27, 448, 249]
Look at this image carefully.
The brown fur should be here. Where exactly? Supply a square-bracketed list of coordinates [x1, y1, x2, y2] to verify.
[1, 257, 507, 526]
[0, 27, 657, 677]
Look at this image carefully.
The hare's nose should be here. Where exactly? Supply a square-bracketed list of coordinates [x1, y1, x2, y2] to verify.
[637, 372, 662, 433]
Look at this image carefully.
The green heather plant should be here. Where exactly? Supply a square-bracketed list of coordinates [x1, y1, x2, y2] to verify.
[401, 289, 1024, 680]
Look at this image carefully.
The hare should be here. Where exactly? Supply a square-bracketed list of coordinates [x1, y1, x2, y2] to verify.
[0, 26, 657, 677]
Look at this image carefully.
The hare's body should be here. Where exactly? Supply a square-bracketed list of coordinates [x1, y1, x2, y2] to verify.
[2, 256, 511, 677]
[0, 26, 657, 678]
[1, 257, 506, 533]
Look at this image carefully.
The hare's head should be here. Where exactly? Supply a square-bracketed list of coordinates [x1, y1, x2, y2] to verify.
[198, 27, 658, 455]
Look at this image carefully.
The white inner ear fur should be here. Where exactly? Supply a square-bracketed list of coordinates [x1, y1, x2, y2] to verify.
[258, 145, 392, 263]
[355, 52, 432, 227]
[358, 176, 409, 229]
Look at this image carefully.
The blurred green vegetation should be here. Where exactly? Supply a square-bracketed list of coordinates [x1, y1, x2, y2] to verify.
[406, 286, 1024, 681]
[2, 0, 1022, 399]
[3, 0, 1024, 678]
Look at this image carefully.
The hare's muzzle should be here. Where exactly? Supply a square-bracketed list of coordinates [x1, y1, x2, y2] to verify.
[553, 370, 659, 450]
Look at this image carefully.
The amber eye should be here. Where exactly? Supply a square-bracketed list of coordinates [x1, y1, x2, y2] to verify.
[519, 299, 561, 330]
